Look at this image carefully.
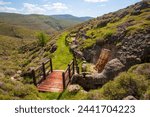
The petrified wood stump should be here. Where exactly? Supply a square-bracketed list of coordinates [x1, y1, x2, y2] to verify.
[94, 49, 111, 73]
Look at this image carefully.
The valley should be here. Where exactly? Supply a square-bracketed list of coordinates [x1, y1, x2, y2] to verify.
[0, 1, 150, 100]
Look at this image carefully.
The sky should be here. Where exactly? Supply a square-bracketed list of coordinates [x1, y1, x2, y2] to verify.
[0, 0, 141, 17]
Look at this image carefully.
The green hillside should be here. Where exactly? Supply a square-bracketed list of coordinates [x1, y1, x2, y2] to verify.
[66, 1, 150, 50]
[0, 13, 91, 33]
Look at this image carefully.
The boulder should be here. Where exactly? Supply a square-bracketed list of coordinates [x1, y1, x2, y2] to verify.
[123, 95, 137, 100]
[17, 70, 22, 75]
[71, 58, 125, 90]
[102, 58, 125, 79]
[50, 44, 57, 53]
[67, 84, 81, 93]
[96, 20, 109, 28]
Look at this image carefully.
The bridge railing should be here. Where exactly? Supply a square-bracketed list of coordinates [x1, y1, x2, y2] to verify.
[62, 59, 75, 90]
[31, 58, 53, 86]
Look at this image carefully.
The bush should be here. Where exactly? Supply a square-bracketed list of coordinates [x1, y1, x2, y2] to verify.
[0, 77, 40, 100]
[103, 31, 113, 38]
[87, 90, 105, 100]
[144, 89, 150, 100]
[101, 72, 148, 99]
[60, 89, 87, 100]
[37, 32, 49, 47]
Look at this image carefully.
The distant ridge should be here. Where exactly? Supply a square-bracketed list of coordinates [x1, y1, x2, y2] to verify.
[51, 14, 93, 22]
[0, 12, 93, 33]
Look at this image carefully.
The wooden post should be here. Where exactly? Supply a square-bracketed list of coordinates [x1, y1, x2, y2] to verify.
[68, 64, 71, 80]
[62, 72, 65, 90]
[42, 63, 46, 80]
[50, 58, 53, 72]
[32, 70, 37, 86]
[73, 59, 75, 74]
[76, 66, 80, 74]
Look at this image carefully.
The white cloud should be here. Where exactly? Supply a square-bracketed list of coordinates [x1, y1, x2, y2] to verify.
[0, 0, 11, 5]
[22, 2, 68, 14]
[0, 6, 17, 12]
[23, 3, 46, 14]
[44, 2, 68, 11]
[51, 2, 68, 11]
[84, 0, 108, 3]
[0, 2, 69, 14]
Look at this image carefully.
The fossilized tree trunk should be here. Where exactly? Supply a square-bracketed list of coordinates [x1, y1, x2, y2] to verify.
[94, 49, 111, 73]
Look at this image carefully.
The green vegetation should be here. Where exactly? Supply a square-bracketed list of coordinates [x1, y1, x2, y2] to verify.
[0, 77, 40, 100]
[58, 63, 150, 100]
[0, 1, 149, 100]
[37, 32, 49, 47]
[52, 32, 73, 70]
[67, 4, 150, 50]
[39, 92, 60, 100]
[0, 13, 88, 33]
[59, 90, 87, 100]
[99, 72, 148, 100]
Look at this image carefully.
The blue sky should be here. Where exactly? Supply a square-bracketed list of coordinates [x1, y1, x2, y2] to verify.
[0, 0, 141, 17]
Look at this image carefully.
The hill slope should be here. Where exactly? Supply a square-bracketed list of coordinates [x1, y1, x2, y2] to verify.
[66, 1, 150, 69]
[0, 13, 92, 76]
[0, 13, 92, 33]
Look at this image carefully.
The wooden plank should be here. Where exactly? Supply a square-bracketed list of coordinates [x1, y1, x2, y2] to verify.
[62, 72, 65, 90]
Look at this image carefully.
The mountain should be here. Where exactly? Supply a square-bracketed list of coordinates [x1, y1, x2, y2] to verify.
[0, 13, 81, 33]
[0, 13, 93, 39]
[51, 14, 92, 23]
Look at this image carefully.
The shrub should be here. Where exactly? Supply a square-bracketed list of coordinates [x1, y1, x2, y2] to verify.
[87, 90, 105, 100]
[37, 32, 49, 47]
[101, 72, 148, 99]
[103, 31, 113, 38]
[144, 89, 150, 100]
[0, 77, 40, 100]
[60, 89, 87, 100]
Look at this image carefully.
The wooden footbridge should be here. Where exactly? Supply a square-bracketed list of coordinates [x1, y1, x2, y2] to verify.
[31, 48, 111, 93]
[31, 58, 78, 92]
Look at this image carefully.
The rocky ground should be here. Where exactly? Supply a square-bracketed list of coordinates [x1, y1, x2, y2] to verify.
[66, 1, 150, 91]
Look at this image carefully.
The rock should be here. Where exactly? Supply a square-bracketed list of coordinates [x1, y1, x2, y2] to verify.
[131, 9, 141, 15]
[71, 59, 125, 90]
[74, 50, 84, 59]
[134, 1, 149, 10]
[96, 20, 109, 28]
[17, 70, 22, 75]
[102, 58, 125, 79]
[68, 84, 81, 93]
[11, 73, 23, 81]
[70, 45, 78, 50]
[80, 89, 88, 94]
[81, 61, 87, 72]
[0, 73, 5, 78]
[12, 74, 20, 79]
[10, 77, 15, 80]
[50, 44, 57, 53]
[0, 82, 4, 87]
[123, 95, 137, 100]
